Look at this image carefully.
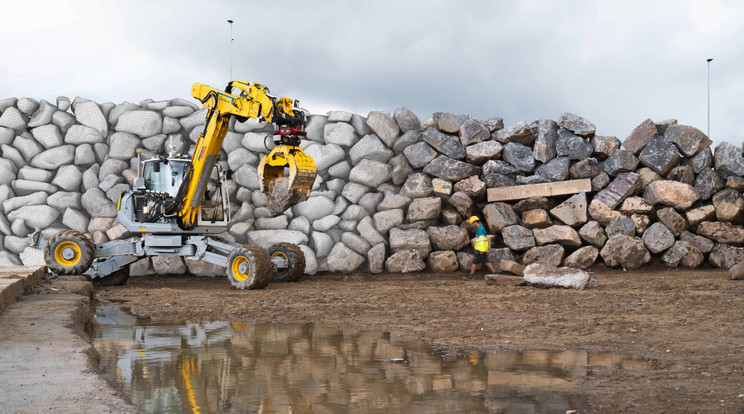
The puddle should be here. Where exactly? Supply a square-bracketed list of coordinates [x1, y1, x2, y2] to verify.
[88, 304, 649, 414]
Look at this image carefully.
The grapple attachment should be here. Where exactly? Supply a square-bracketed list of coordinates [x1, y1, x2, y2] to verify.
[257, 145, 317, 216]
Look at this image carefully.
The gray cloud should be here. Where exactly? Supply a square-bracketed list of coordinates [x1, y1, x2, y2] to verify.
[2, 0, 742, 145]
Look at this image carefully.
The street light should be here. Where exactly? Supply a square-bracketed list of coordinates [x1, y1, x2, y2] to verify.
[227, 19, 234, 80]
[707, 58, 713, 138]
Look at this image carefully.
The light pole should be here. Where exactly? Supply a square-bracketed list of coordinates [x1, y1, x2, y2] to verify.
[227, 19, 234, 82]
[707, 58, 713, 138]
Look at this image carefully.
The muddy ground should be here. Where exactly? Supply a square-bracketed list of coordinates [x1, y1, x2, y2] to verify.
[95, 265, 744, 413]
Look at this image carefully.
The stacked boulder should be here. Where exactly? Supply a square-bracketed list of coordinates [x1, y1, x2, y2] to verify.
[0, 94, 742, 276]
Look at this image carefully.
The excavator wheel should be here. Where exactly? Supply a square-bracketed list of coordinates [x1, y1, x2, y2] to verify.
[44, 230, 94, 275]
[92, 267, 130, 287]
[226, 244, 272, 289]
[268, 242, 306, 282]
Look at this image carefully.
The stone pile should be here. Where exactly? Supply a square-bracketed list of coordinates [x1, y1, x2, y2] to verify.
[0, 95, 743, 276]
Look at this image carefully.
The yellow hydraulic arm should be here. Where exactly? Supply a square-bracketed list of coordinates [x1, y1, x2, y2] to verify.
[178, 80, 316, 229]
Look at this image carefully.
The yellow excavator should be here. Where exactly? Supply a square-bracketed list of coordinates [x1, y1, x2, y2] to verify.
[38, 80, 317, 289]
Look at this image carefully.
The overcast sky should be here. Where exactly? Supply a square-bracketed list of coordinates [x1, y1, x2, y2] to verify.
[1, 0, 742, 145]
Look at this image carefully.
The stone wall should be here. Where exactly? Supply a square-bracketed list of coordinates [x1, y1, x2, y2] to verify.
[1, 95, 743, 275]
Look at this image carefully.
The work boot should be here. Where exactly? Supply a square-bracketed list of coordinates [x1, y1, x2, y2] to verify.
[463, 273, 474, 280]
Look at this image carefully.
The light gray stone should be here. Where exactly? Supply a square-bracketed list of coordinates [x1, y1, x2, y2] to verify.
[642, 222, 675, 254]
[246, 229, 308, 249]
[74, 101, 108, 136]
[61, 208, 89, 234]
[392, 130, 422, 154]
[17, 98, 39, 116]
[533, 119, 559, 162]
[51, 165, 83, 192]
[327, 242, 365, 272]
[556, 128, 593, 160]
[17, 166, 52, 183]
[47, 192, 81, 210]
[312, 215, 341, 232]
[151, 256, 187, 275]
[393, 107, 421, 133]
[502, 142, 535, 172]
[13, 134, 43, 161]
[404, 141, 438, 169]
[342, 182, 370, 204]
[30, 124, 63, 149]
[0, 107, 27, 131]
[665, 124, 712, 157]
[349, 159, 392, 187]
[349, 134, 394, 165]
[522, 244, 565, 267]
[293, 196, 335, 222]
[366, 111, 400, 147]
[7, 205, 60, 229]
[28, 145, 74, 170]
[373, 209, 404, 235]
[483, 202, 519, 233]
[385, 249, 426, 273]
[10, 180, 57, 196]
[501, 225, 535, 251]
[600, 235, 651, 269]
[406, 197, 441, 221]
[324, 122, 358, 147]
[558, 112, 596, 137]
[74, 144, 96, 166]
[341, 232, 371, 256]
[592, 135, 622, 160]
[523, 263, 593, 289]
[255, 215, 289, 230]
[423, 155, 481, 181]
[81, 188, 117, 218]
[115, 110, 163, 137]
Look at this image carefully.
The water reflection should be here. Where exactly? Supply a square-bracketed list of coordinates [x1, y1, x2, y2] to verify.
[89, 304, 646, 414]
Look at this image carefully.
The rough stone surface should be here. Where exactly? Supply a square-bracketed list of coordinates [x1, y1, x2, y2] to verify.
[389, 228, 431, 258]
[522, 209, 552, 229]
[536, 157, 569, 182]
[522, 244, 564, 267]
[406, 197, 441, 221]
[458, 119, 489, 146]
[422, 127, 466, 160]
[495, 121, 535, 146]
[523, 263, 593, 290]
[366, 111, 400, 147]
[665, 124, 712, 157]
[679, 231, 714, 254]
[569, 158, 601, 179]
[563, 246, 599, 269]
[427, 250, 459, 273]
[349, 158, 392, 187]
[434, 112, 469, 134]
[594, 172, 642, 209]
[656, 207, 688, 237]
[422, 155, 480, 181]
[592, 135, 621, 160]
[549, 193, 587, 227]
[482, 202, 519, 233]
[709, 243, 744, 268]
[604, 149, 639, 176]
[485, 274, 527, 287]
[643, 180, 699, 210]
[696, 221, 744, 245]
[501, 225, 535, 251]
[662, 241, 704, 268]
[502, 142, 535, 172]
[729, 261, 744, 280]
[533, 119, 559, 163]
[623, 118, 659, 155]
[638, 136, 681, 176]
[533, 225, 581, 247]
[600, 235, 651, 270]
[427, 225, 469, 251]
[367, 243, 386, 274]
[448, 192, 474, 218]
[714, 142, 744, 178]
[712, 188, 744, 223]
[465, 141, 503, 165]
[327, 243, 365, 273]
[403, 141, 438, 168]
[385, 249, 426, 273]
[683, 147, 713, 174]
[555, 129, 593, 160]
[666, 165, 695, 185]
[373, 209, 404, 235]
[642, 222, 675, 254]
[558, 113, 596, 137]
[694, 168, 724, 200]
[393, 107, 421, 133]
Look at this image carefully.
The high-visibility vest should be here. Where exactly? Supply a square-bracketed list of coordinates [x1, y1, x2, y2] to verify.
[474, 234, 489, 252]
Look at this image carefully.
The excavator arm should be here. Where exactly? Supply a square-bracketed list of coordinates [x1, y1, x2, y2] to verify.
[178, 80, 317, 229]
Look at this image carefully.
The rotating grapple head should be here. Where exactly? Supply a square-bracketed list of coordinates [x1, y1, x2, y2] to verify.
[257, 124, 317, 216]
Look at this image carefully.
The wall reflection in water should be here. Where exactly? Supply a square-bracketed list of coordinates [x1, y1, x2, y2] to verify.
[89, 305, 644, 414]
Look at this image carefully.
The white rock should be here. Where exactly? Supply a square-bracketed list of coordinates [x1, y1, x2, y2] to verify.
[299, 244, 318, 274]
[0, 107, 27, 130]
[11, 180, 57, 196]
[246, 229, 308, 249]
[17, 166, 53, 182]
[178, 108, 207, 133]
[349, 134, 394, 165]
[74, 143, 97, 165]
[152, 256, 187, 274]
[56, 96, 71, 111]
[7, 205, 60, 228]
[108, 132, 140, 160]
[312, 231, 334, 257]
[115, 110, 162, 137]
[13, 134, 43, 161]
[293, 196, 335, 222]
[51, 165, 83, 191]
[324, 122, 358, 147]
[341, 182, 370, 204]
[19, 247, 45, 266]
[241, 132, 272, 154]
[62, 208, 89, 233]
[233, 164, 260, 190]
[304, 143, 346, 170]
[28, 100, 57, 128]
[288, 216, 311, 235]
[17, 97, 39, 115]
[64, 124, 104, 144]
[327, 111, 353, 122]
[313, 215, 341, 232]
[305, 115, 327, 142]
[523, 263, 595, 290]
[327, 243, 365, 272]
[30, 124, 63, 149]
[30, 145, 75, 170]
[328, 161, 352, 180]
[74, 101, 108, 136]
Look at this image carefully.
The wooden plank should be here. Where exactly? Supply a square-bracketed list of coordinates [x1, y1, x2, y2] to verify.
[487, 179, 591, 202]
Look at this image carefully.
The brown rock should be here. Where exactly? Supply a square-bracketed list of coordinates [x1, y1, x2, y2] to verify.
[483, 202, 519, 233]
[453, 175, 486, 200]
[712, 188, 744, 223]
[696, 221, 744, 245]
[406, 197, 441, 222]
[563, 246, 599, 269]
[448, 191, 475, 218]
[579, 221, 608, 247]
[606, 217, 636, 238]
[729, 261, 744, 280]
[631, 214, 651, 235]
[709, 243, 744, 268]
[432, 178, 453, 198]
[657, 207, 688, 237]
[643, 180, 700, 210]
[513, 196, 553, 213]
[441, 207, 462, 225]
[726, 176, 744, 192]
[666, 165, 695, 185]
[599, 235, 651, 270]
[533, 225, 582, 247]
[522, 244, 564, 266]
[485, 274, 527, 287]
[665, 124, 712, 158]
[499, 259, 525, 276]
[588, 199, 626, 227]
[427, 225, 470, 250]
[637, 167, 662, 188]
[623, 118, 659, 155]
[685, 205, 716, 229]
[427, 250, 459, 273]
[549, 192, 587, 227]
[591, 135, 621, 160]
[522, 209, 552, 229]
[662, 241, 704, 268]
[680, 231, 714, 254]
[619, 196, 655, 216]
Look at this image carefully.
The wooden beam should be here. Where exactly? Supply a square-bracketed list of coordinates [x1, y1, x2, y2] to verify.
[487, 179, 592, 202]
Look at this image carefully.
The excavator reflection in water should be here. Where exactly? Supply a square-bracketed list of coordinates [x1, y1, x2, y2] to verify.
[40, 80, 317, 289]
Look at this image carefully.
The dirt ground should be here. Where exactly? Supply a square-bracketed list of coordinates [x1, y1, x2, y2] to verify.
[95, 265, 744, 413]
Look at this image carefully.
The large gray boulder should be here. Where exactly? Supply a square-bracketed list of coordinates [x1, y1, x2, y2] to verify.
[458, 118, 489, 146]
[293, 196, 335, 222]
[693, 168, 724, 200]
[558, 112, 595, 137]
[393, 107, 421, 133]
[64, 124, 104, 145]
[341, 232, 371, 256]
[665, 124, 712, 157]
[501, 225, 535, 251]
[622, 118, 658, 155]
[108, 132, 140, 160]
[422, 127, 466, 160]
[406, 197, 441, 221]
[483, 202, 519, 233]
[373, 209, 404, 234]
[535, 157, 569, 182]
[115, 110, 162, 137]
[549, 193, 587, 227]
[712, 188, 744, 223]
[366, 111, 400, 147]
[303, 143, 346, 171]
[349, 159, 392, 187]
[357, 216, 387, 246]
[555, 129, 593, 160]
[389, 228, 431, 257]
[714, 142, 744, 178]
[433, 112, 469, 134]
[502, 142, 535, 172]
[422, 155, 480, 181]
[604, 149, 639, 176]
[349, 134, 393, 165]
[7, 205, 59, 229]
[638, 136, 681, 176]
[533, 119, 559, 163]
[642, 222, 675, 254]
[74, 100, 108, 136]
[51, 165, 83, 192]
[386, 249, 426, 273]
[30, 145, 75, 170]
[494, 121, 535, 146]
[427, 250, 459, 273]
[31, 124, 63, 149]
[246, 230, 308, 249]
[427, 225, 469, 250]
[324, 122, 359, 147]
[600, 235, 651, 269]
[522, 244, 564, 266]
[404, 141, 438, 168]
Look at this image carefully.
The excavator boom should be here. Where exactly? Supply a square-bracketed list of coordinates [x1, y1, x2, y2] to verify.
[179, 80, 317, 228]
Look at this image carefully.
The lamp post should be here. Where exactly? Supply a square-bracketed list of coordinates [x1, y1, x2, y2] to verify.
[227, 19, 234, 80]
[707, 58, 713, 138]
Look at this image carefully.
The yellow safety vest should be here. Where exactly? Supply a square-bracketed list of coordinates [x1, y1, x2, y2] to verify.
[474, 235, 489, 252]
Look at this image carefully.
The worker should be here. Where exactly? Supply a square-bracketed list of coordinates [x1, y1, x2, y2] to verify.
[465, 216, 496, 280]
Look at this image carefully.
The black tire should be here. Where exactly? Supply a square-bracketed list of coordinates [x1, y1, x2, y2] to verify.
[44, 230, 94, 275]
[226, 245, 272, 289]
[92, 267, 130, 287]
[268, 242, 305, 282]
